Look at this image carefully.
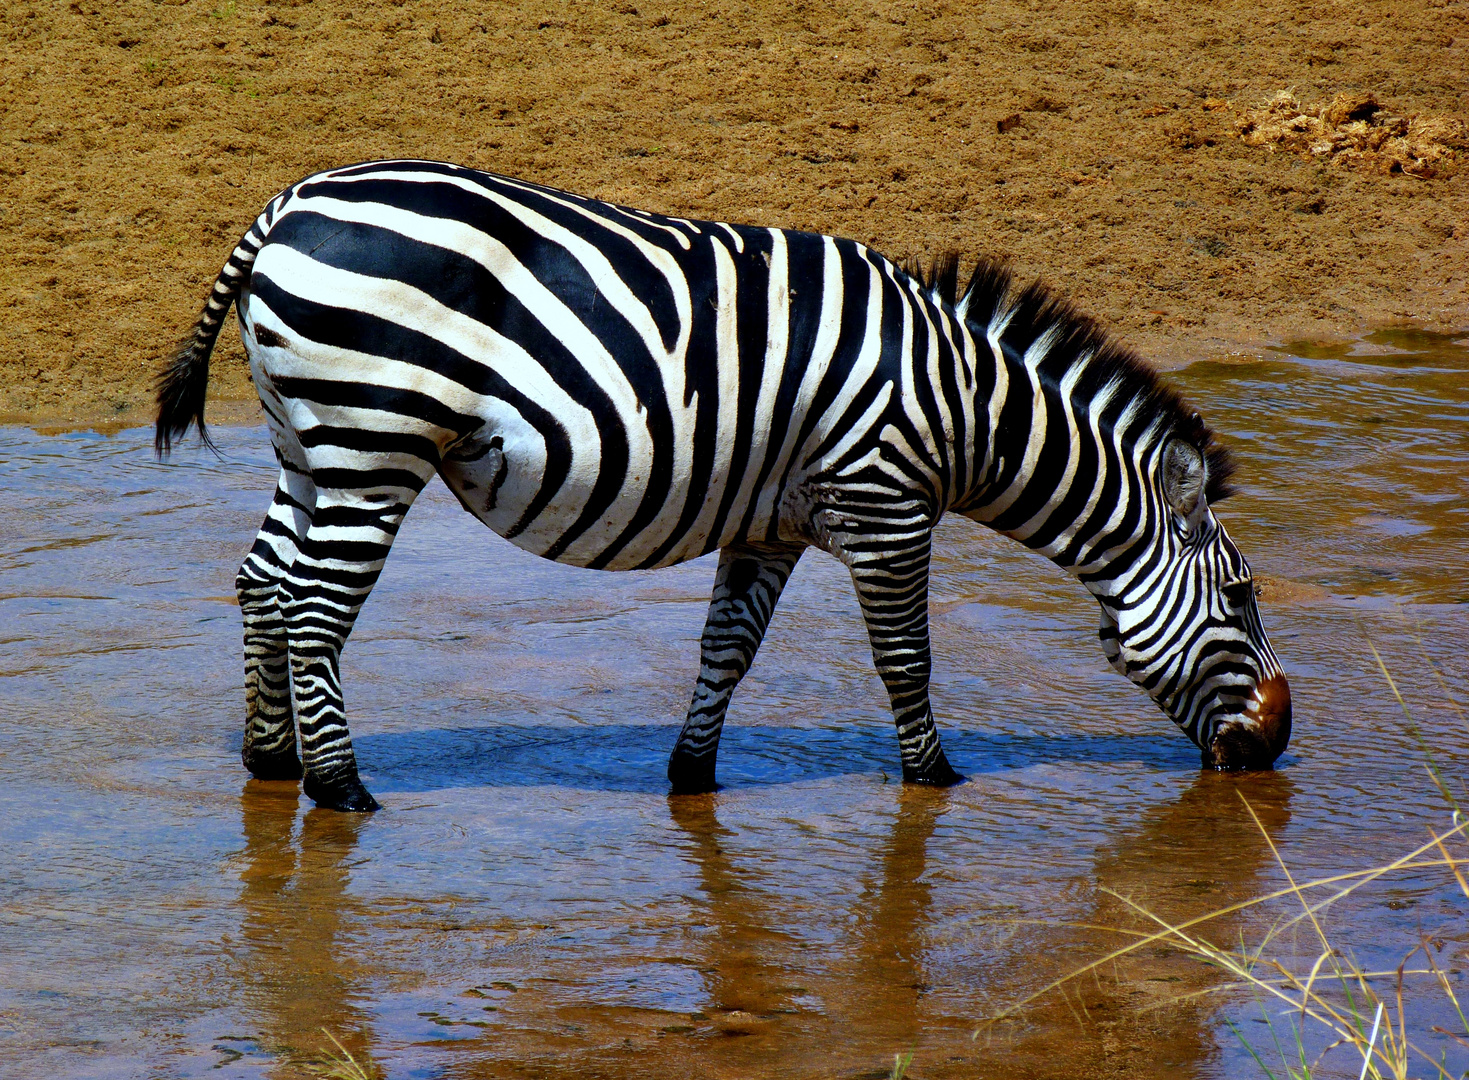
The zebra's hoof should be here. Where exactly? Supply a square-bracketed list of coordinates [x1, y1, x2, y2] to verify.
[302, 773, 381, 812]
[668, 750, 719, 795]
[902, 750, 964, 787]
[242, 746, 304, 782]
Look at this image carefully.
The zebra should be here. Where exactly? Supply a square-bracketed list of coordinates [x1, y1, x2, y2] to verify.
[156, 159, 1292, 812]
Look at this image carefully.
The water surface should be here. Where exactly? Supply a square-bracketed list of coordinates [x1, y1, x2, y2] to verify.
[1, 330, 1466, 1079]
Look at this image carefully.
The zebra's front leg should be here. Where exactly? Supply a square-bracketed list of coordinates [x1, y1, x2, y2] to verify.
[239, 468, 314, 781]
[848, 535, 963, 786]
[281, 481, 426, 812]
[668, 542, 805, 794]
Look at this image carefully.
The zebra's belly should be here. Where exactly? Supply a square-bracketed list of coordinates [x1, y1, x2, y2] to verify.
[242, 301, 789, 572]
[438, 424, 782, 571]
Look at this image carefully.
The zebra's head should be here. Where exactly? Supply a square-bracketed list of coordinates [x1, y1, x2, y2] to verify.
[1094, 434, 1291, 771]
[919, 254, 1290, 769]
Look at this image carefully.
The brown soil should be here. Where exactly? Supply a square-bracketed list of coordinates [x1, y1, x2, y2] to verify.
[3, 0, 1467, 428]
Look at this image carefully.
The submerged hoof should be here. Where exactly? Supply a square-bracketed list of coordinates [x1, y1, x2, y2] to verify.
[302, 773, 381, 812]
[902, 750, 964, 787]
[668, 750, 719, 795]
[242, 745, 304, 782]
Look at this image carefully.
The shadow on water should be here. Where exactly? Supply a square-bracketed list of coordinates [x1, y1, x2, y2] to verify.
[355, 724, 1203, 795]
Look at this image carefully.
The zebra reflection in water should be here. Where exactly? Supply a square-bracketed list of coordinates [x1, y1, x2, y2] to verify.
[157, 160, 1290, 810]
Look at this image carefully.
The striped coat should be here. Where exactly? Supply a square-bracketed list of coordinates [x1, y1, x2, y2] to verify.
[158, 160, 1290, 811]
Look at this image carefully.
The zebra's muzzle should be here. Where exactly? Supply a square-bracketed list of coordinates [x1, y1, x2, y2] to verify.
[1202, 673, 1292, 771]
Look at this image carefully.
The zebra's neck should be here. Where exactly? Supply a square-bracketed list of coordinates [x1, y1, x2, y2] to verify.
[935, 263, 1205, 595]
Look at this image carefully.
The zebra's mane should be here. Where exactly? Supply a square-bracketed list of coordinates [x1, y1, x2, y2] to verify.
[903, 253, 1238, 504]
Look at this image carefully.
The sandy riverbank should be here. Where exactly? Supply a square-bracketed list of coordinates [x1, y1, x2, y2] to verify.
[3, 0, 1465, 429]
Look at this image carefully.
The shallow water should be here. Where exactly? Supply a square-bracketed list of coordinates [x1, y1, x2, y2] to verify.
[1, 330, 1467, 1079]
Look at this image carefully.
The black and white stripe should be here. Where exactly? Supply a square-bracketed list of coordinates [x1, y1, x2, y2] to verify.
[157, 160, 1290, 811]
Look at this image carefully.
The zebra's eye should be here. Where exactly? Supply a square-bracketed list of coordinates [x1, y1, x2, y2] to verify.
[1221, 580, 1255, 608]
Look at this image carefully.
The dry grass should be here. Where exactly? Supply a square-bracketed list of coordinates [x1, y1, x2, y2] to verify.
[1129, 805, 1467, 1080]
[1236, 89, 1467, 180]
[977, 808, 1468, 1077]
[300, 1029, 381, 1080]
[977, 639, 1469, 1080]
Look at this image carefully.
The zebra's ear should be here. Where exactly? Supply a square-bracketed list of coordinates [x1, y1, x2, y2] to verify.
[1162, 439, 1206, 522]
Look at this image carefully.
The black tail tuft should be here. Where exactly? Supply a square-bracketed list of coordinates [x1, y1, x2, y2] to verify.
[155, 333, 217, 457]
[153, 220, 269, 457]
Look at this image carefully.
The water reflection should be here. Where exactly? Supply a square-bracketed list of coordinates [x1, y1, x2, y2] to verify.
[668, 794, 803, 1032]
[665, 786, 951, 1073]
[840, 787, 947, 1053]
[662, 774, 1295, 1077]
[236, 783, 375, 1073]
[991, 771, 1295, 1079]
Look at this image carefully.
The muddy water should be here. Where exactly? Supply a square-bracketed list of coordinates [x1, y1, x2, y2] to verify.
[1, 330, 1466, 1079]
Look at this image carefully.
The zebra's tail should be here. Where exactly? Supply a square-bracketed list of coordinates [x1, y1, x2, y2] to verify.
[155, 214, 273, 458]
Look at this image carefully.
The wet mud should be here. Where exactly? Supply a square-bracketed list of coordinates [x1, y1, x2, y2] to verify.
[1, 333, 1467, 1077]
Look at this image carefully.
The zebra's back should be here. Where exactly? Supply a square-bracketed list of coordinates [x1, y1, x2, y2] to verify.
[240, 160, 959, 571]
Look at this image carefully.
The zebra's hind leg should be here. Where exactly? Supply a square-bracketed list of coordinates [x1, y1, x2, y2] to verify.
[281, 464, 433, 812]
[668, 542, 804, 794]
[847, 535, 963, 787]
[238, 465, 315, 782]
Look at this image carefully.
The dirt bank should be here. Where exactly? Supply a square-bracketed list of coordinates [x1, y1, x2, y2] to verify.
[3, 0, 1466, 427]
